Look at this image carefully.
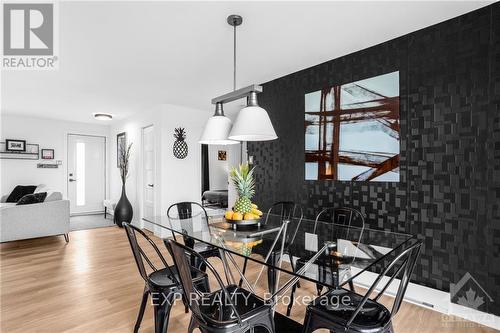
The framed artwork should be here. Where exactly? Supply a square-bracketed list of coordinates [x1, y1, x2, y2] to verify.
[218, 150, 227, 161]
[117, 132, 127, 167]
[6, 139, 26, 152]
[305, 71, 400, 182]
[41, 149, 54, 159]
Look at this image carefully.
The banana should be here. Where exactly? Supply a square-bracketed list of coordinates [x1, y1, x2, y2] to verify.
[251, 208, 263, 216]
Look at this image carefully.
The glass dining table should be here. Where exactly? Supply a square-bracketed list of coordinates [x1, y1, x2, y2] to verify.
[143, 212, 417, 331]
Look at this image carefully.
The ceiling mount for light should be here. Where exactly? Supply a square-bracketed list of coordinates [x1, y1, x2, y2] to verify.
[94, 113, 112, 121]
[199, 14, 277, 145]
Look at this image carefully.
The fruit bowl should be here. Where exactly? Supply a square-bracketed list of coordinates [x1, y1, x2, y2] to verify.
[224, 217, 261, 226]
[224, 205, 263, 227]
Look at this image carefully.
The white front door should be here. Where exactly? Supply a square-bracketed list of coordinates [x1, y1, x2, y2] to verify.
[142, 126, 155, 221]
[67, 134, 106, 215]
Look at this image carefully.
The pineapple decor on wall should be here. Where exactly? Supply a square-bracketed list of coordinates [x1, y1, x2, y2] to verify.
[173, 127, 188, 159]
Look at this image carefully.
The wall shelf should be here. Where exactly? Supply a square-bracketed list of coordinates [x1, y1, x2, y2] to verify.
[37, 163, 59, 168]
[0, 142, 39, 160]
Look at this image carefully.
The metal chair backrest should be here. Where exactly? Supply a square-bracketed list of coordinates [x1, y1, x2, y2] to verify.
[346, 240, 422, 328]
[313, 207, 365, 245]
[265, 201, 304, 245]
[166, 201, 210, 244]
[123, 222, 175, 284]
[167, 239, 244, 327]
[314, 207, 365, 231]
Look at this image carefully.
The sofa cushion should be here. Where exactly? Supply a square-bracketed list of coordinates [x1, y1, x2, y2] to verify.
[45, 191, 63, 202]
[16, 192, 47, 205]
[6, 185, 37, 203]
[34, 184, 48, 193]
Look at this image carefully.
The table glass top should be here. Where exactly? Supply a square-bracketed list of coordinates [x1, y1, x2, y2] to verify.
[143, 212, 415, 289]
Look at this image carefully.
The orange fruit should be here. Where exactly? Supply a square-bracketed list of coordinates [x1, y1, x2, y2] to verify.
[232, 212, 243, 221]
[225, 210, 234, 220]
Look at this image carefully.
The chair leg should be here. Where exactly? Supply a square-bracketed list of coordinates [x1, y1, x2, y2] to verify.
[316, 283, 323, 296]
[302, 310, 314, 333]
[134, 287, 149, 333]
[63, 233, 69, 243]
[267, 257, 277, 295]
[238, 257, 248, 287]
[153, 292, 175, 333]
[286, 281, 298, 316]
[187, 316, 197, 333]
[348, 280, 355, 291]
[287, 252, 300, 288]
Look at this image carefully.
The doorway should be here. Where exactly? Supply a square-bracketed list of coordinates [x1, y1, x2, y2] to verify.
[142, 125, 155, 222]
[67, 134, 106, 215]
[200, 144, 240, 209]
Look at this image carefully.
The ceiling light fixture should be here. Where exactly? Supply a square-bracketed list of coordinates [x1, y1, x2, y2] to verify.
[94, 113, 113, 121]
[199, 102, 236, 145]
[199, 14, 277, 145]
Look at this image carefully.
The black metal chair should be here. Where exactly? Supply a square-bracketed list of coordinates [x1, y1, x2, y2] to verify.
[302, 240, 422, 333]
[238, 201, 304, 294]
[166, 201, 222, 272]
[123, 223, 210, 333]
[167, 239, 276, 333]
[287, 207, 365, 316]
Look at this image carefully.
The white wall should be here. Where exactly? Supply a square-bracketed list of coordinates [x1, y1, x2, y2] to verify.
[0, 114, 110, 198]
[109, 104, 207, 229]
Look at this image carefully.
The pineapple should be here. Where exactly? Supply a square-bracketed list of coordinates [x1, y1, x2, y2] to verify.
[173, 128, 188, 159]
[230, 163, 255, 214]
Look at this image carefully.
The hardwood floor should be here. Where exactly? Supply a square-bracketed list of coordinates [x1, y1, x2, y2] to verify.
[0, 226, 496, 333]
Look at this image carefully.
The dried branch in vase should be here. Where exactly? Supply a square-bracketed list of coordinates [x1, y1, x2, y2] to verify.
[119, 140, 133, 185]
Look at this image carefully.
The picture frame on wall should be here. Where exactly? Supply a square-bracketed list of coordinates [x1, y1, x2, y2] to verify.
[6, 139, 26, 152]
[218, 150, 227, 161]
[41, 149, 55, 159]
[117, 132, 127, 167]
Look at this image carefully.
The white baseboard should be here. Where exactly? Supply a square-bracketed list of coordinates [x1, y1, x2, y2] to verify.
[70, 210, 104, 217]
[350, 267, 500, 330]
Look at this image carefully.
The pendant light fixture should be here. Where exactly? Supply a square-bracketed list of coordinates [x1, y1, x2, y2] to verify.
[200, 14, 278, 144]
[199, 101, 237, 145]
[228, 90, 278, 141]
[199, 15, 242, 145]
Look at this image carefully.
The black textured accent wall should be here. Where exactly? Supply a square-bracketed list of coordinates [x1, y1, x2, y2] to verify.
[248, 3, 500, 315]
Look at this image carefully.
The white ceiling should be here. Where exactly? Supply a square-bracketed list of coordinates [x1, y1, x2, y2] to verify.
[1, 1, 494, 124]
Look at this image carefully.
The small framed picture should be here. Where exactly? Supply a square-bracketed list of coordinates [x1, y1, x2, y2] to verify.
[6, 139, 26, 152]
[218, 150, 226, 161]
[41, 149, 55, 159]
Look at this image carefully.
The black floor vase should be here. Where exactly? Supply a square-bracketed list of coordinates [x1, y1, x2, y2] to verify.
[114, 185, 133, 227]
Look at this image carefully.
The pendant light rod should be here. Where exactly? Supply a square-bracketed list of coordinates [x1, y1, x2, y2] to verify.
[227, 15, 242, 91]
[233, 21, 236, 91]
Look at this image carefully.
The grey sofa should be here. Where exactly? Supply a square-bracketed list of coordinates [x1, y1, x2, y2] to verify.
[0, 192, 70, 243]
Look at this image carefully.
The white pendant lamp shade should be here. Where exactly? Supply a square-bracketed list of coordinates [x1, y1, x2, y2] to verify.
[228, 105, 278, 141]
[199, 103, 239, 145]
[228, 91, 278, 141]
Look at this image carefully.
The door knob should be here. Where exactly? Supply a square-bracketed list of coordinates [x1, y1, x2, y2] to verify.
[148, 184, 154, 187]
[69, 179, 77, 182]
